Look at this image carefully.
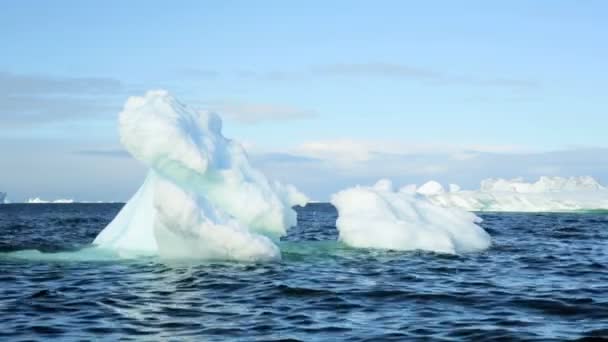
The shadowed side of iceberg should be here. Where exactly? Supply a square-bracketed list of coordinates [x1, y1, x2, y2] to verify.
[92, 172, 158, 254]
[152, 174, 280, 261]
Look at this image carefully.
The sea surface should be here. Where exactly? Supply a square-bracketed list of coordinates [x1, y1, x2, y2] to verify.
[0, 203, 607, 341]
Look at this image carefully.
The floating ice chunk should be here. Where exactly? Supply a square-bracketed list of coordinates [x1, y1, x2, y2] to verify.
[331, 179, 491, 254]
[94, 90, 307, 261]
[0, 192, 6, 204]
[416, 180, 445, 196]
[425, 176, 608, 212]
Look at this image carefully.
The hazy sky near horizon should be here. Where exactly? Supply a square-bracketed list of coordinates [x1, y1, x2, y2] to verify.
[1, 0, 607, 201]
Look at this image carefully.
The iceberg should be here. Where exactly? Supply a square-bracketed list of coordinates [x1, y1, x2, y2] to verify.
[0, 192, 6, 204]
[421, 176, 608, 212]
[330, 179, 491, 254]
[93, 90, 307, 261]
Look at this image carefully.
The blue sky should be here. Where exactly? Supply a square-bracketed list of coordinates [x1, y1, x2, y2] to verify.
[1, 0, 607, 201]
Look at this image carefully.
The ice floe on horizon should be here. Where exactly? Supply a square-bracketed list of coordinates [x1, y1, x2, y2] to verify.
[26, 197, 75, 204]
[413, 176, 608, 212]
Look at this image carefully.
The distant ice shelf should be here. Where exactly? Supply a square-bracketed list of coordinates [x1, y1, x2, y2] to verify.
[412, 176, 608, 212]
[26, 197, 75, 204]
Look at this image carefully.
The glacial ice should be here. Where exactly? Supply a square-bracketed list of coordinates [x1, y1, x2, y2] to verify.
[0, 192, 6, 204]
[421, 176, 608, 212]
[331, 179, 492, 254]
[93, 90, 307, 261]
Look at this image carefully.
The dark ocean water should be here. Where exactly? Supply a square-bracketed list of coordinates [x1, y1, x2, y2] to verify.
[1, 203, 607, 341]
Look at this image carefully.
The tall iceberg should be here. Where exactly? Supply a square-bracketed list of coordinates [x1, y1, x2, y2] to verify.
[331, 179, 491, 254]
[421, 176, 608, 212]
[0, 192, 6, 204]
[93, 90, 307, 261]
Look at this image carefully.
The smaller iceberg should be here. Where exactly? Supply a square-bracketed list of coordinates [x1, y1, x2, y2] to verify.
[419, 176, 608, 212]
[330, 179, 491, 254]
[0, 192, 6, 204]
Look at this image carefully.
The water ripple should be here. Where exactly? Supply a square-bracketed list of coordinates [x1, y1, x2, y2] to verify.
[0, 203, 607, 340]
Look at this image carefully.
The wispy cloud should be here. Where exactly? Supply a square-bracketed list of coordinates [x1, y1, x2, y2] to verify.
[207, 100, 316, 124]
[0, 71, 122, 95]
[0, 95, 118, 126]
[188, 62, 538, 90]
[250, 152, 320, 164]
[310, 63, 539, 89]
[0, 71, 124, 127]
[75, 149, 130, 158]
[176, 68, 220, 79]
[311, 63, 443, 81]
[294, 139, 527, 163]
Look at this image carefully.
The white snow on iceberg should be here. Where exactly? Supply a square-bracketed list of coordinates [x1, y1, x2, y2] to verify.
[421, 176, 608, 212]
[416, 180, 445, 196]
[93, 90, 307, 261]
[331, 179, 491, 254]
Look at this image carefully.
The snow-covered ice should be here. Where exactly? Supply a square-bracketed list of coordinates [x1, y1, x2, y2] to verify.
[416, 180, 445, 196]
[93, 90, 307, 261]
[331, 179, 491, 254]
[421, 176, 608, 212]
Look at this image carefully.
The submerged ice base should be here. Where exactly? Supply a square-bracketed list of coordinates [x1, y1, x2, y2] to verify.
[93, 90, 307, 262]
[331, 180, 491, 254]
[416, 176, 608, 212]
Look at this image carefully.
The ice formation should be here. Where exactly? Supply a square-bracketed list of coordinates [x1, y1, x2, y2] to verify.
[331, 179, 491, 254]
[0, 192, 6, 204]
[27, 197, 74, 204]
[416, 180, 445, 196]
[93, 90, 307, 261]
[422, 176, 608, 212]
